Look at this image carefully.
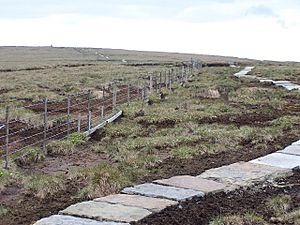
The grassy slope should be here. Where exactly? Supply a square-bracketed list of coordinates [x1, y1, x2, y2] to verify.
[1, 64, 300, 224]
[0, 47, 300, 224]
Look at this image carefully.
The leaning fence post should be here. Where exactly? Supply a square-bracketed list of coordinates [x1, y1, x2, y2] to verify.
[77, 113, 81, 133]
[127, 82, 131, 105]
[42, 99, 48, 154]
[67, 96, 71, 137]
[4, 106, 9, 169]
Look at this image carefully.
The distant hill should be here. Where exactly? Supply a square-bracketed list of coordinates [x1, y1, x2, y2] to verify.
[0, 46, 256, 70]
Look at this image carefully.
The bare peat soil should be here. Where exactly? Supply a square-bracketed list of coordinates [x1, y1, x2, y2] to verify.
[135, 171, 300, 225]
[137, 133, 298, 183]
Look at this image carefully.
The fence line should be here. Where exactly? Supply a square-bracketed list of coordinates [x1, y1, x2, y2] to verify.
[1, 60, 202, 169]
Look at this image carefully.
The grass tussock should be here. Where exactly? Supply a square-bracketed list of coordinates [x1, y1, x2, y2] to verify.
[210, 212, 268, 225]
[24, 174, 65, 199]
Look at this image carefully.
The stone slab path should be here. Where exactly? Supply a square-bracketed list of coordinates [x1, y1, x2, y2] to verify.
[94, 194, 177, 213]
[251, 152, 300, 169]
[60, 201, 151, 223]
[235, 66, 300, 91]
[198, 162, 292, 190]
[34, 215, 130, 225]
[34, 67, 300, 225]
[278, 144, 300, 156]
[154, 175, 225, 193]
[122, 183, 204, 201]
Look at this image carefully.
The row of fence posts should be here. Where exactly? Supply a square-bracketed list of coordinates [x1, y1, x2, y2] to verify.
[2, 62, 200, 169]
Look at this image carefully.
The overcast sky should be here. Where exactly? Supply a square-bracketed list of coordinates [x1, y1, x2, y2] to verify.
[1, 0, 300, 61]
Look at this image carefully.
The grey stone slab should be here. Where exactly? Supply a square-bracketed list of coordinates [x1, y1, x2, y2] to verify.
[122, 183, 204, 201]
[251, 153, 300, 169]
[154, 175, 225, 194]
[272, 80, 291, 84]
[278, 145, 300, 156]
[236, 74, 257, 79]
[34, 215, 129, 225]
[94, 194, 178, 212]
[60, 201, 151, 223]
[260, 79, 274, 83]
[285, 85, 300, 90]
[292, 140, 300, 145]
[198, 162, 292, 190]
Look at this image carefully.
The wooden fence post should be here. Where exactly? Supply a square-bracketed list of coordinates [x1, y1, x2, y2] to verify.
[159, 72, 162, 92]
[112, 84, 117, 113]
[77, 113, 81, 133]
[149, 75, 153, 93]
[4, 106, 9, 169]
[86, 91, 91, 131]
[127, 82, 131, 105]
[42, 99, 48, 154]
[169, 70, 172, 91]
[100, 106, 104, 123]
[165, 71, 168, 89]
[67, 96, 71, 137]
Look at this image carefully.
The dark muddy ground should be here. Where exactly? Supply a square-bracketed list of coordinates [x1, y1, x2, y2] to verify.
[1, 131, 298, 225]
[135, 171, 300, 225]
[137, 132, 298, 183]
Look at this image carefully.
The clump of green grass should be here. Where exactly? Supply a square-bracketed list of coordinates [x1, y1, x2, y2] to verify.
[292, 208, 300, 225]
[0, 161, 24, 192]
[14, 147, 45, 166]
[270, 116, 295, 131]
[210, 212, 268, 225]
[24, 173, 65, 199]
[266, 195, 292, 217]
[46, 133, 87, 156]
[69, 163, 135, 199]
[0, 205, 11, 216]
[171, 146, 198, 159]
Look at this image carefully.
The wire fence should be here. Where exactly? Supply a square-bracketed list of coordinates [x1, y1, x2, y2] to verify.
[0, 60, 202, 169]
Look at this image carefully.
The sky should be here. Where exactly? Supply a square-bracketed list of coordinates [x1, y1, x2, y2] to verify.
[0, 0, 300, 62]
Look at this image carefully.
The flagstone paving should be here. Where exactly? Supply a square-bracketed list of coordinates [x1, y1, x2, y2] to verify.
[34, 215, 130, 225]
[122, 183, 204, 201]
[60, 201, 152, 223]
[154, 175, 226, 194]
[33, 67, 300, 225]
[292, 140, 300, 145]
[278, 145, 300, 156]
[94, 194, 178, 213]
[198, 162, 292, 189]
[251, 152, 300, 169]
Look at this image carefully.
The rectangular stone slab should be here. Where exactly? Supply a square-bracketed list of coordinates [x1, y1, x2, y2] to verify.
[34, 215, 130, 225]
[154, 175, 226, 194]
[198, 162, 291, 189]
[292, 140, 300, 145]
[94, 194, 178, 212]
[122, 183, 204, 201]
[278, 145, 300, 156]
[251, 153, 300, 169]
[60, 201, 151, 223]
